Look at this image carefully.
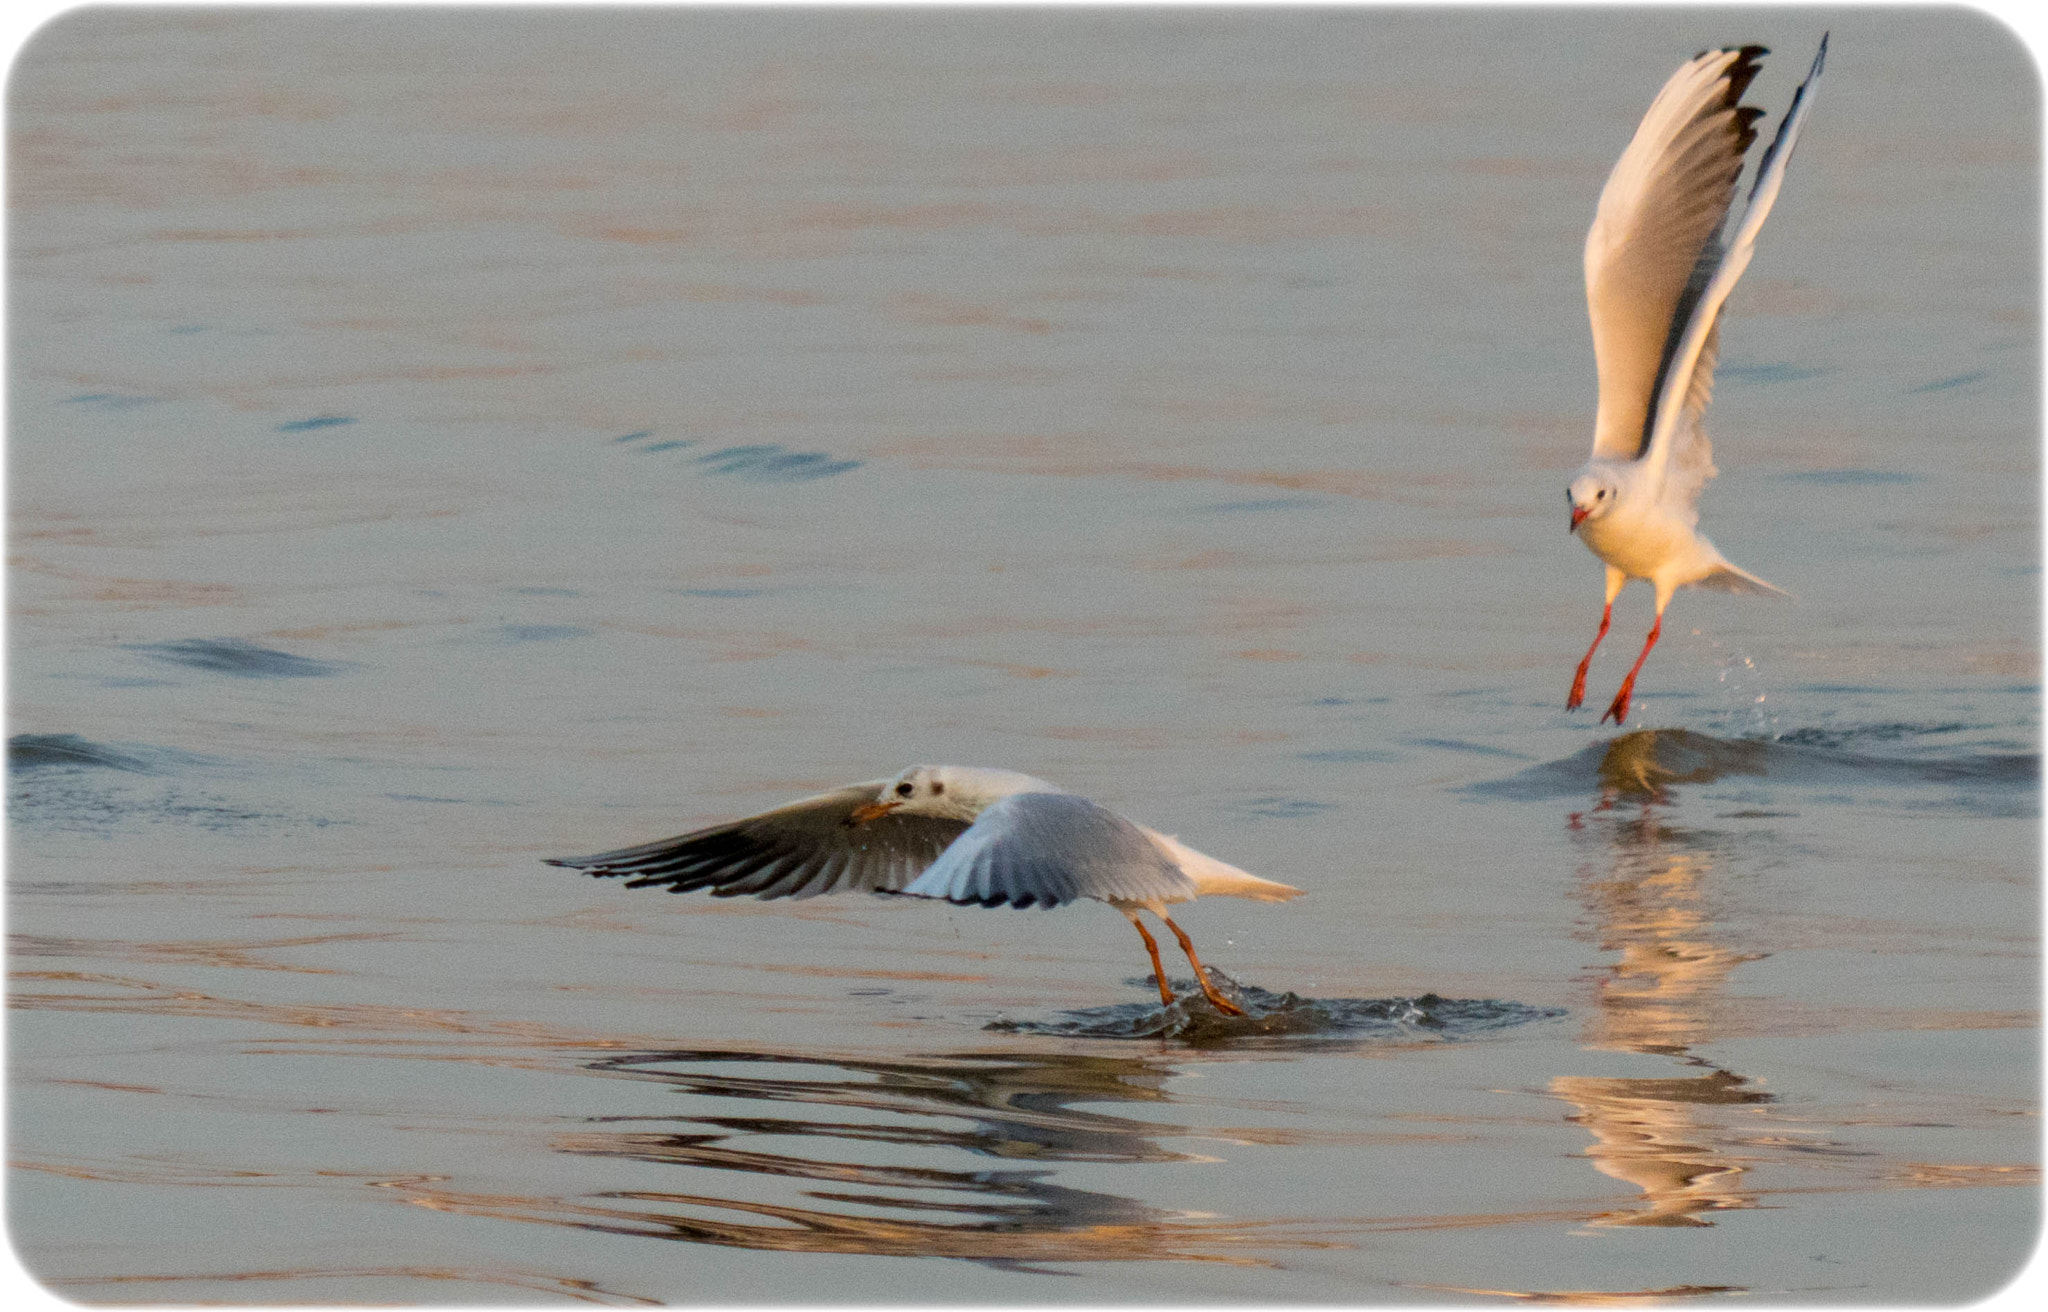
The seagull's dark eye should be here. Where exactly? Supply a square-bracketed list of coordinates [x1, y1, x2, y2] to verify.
[895, 782, 914, 797]
[930, 780, 944, 796]
[1596, 489, 1607, 499]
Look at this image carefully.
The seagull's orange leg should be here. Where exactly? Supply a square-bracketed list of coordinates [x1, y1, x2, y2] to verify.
[1567, 602, 1613, 710]
[1602, 614, 1663, 725]
[1123, 911, 1176, 1007]
[1160, 914, 1246, 1017]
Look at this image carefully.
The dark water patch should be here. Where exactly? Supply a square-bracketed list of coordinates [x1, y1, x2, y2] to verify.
[1235, 796, 1335, 820]
[694, 444, 861, 482]
[1471, 727, 2038, 813]
[63, 392, 158, 409]
[1310, 695, 1390, 706]
[1908, 370, 1990, 393]
[128, 638, 349, 679]
[275, 415, 356, 432]
[1773, 469, 1920, 486]
[490, 624, 591, 644]
[9, 735, 335, 835]
[1299, 748, 1401, 764]
[10, 776, 310, 836]
[1188, 496, 1326, 515]
[616, 431, 696, 453]
[1719, 362, 1831, 385]
[990, 976, 1564, 1047]
[1405, 737, 1533, 760]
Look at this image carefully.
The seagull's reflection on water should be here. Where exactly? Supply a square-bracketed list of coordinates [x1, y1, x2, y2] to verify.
[538, 1046, 1320, 1267]
[1553, 731, 1777, 1229]
[399, 986, 1561, 1269]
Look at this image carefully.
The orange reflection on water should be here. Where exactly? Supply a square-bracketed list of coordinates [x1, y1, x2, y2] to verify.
[1553, 733, 1772, 1230]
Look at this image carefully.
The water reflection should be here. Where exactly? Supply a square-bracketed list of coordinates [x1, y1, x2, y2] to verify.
[1553, 734, 1772, 1228]
[391, 1046, 1337, 1267]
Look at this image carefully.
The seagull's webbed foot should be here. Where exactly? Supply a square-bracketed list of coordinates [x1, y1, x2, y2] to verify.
[1160, 913, 1246, 1017]
[1567, 669, 1589, 711]
[1195, 972, 1246, 1017]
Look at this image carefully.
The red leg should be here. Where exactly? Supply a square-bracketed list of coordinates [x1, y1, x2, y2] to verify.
[1161, 914, 1246, 1017]
[1567, 602, 1613, 710]
[1127, 915, 1176, 1006]
[1601, 615, 1662, 725]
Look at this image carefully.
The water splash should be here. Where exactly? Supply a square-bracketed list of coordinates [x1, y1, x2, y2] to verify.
[988, 974, 1563, 1046]
[1472, 726, 2037, 814]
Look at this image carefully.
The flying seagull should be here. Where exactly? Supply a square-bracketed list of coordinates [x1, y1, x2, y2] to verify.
[1566, 36, 1826, 724]
[547, 764, 1301, 1015]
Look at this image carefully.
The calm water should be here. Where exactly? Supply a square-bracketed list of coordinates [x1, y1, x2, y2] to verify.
[7, 6, 2039, 1304]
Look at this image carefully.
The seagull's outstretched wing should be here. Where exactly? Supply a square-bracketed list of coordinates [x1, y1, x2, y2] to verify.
[546, 781, 971, 900]
[1585, 44, 1768, 464]
[894, 792, 1199, 910]
[1640, 35, 1827, 498]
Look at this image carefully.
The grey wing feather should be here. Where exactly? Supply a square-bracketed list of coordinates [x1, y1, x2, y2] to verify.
[893, 792, 1198, 909]
[546, 781, 971, 900]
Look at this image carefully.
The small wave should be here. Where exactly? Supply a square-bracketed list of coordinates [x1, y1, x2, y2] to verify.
[988, 973, 1563, 1046]
[488, 624, 591, 644]
[127, 638, 349, 679]
[9, 734, 155, 773]
[694, 444, 861, 483]
[1471, 726, 2038, 811]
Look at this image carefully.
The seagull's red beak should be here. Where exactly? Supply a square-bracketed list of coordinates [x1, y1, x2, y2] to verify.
[847, 799, 902, 825]
[1569, 505, 1590, 532]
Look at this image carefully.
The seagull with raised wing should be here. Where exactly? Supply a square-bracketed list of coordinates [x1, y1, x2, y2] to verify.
[1566, 37, 1826, 724]
[547, 765, 1301, 1015]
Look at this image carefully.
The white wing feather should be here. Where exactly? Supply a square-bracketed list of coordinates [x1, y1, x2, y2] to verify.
[1586, 45, 1768, 464]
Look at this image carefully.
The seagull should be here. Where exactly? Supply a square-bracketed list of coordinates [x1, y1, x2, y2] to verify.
[1565, 36, 1826, 724]
[546, 764, 1302, 1016]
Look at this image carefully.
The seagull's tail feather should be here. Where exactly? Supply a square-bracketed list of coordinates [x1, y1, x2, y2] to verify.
[1693, 561, 1792, 599]
[1139, 827, 1304, 901]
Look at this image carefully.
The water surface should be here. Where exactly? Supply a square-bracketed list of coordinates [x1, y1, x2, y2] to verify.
[8, 7, 2038, 1304]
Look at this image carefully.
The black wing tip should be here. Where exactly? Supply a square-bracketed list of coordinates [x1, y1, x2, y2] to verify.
[1720, 45, 1769, 105]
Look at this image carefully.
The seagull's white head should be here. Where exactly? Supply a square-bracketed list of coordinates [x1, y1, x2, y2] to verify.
[1567, 470, 1621, 533]
[849, 765, 1058, 825]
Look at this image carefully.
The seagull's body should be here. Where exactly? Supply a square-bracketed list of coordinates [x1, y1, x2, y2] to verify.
[1566, 38, 1826, 724]
[547, 764, 1300, 1015]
